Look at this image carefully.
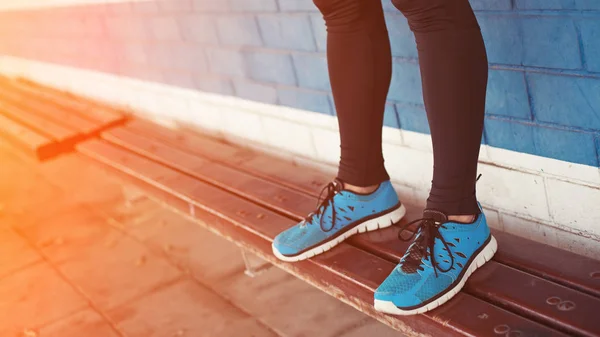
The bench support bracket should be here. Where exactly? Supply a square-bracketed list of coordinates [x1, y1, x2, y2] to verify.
[241, 249, 271, 278]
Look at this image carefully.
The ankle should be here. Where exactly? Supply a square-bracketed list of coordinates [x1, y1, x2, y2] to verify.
[448, 214, 477, 224]
[343, 182, 378, 194]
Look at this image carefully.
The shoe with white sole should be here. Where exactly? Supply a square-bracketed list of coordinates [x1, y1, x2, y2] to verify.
[374, 206, 497, 315]
[272, 179, 406, 262]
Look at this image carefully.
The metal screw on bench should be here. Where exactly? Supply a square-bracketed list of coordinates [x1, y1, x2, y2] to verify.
[546, 296, 576, 312]
[493, 324, 522, 337]
[494, 325, 509, 334]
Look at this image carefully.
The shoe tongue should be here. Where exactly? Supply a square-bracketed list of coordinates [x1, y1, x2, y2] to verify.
[332, 178, 344, 192]
[423, 209, 448, 223]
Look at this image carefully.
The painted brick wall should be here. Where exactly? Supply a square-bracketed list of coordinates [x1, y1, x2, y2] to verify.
[0, 0, 599, 167]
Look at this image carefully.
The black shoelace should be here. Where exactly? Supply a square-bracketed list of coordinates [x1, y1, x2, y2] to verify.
[304, 181, 340, 232]
[397, 217, 455, 277]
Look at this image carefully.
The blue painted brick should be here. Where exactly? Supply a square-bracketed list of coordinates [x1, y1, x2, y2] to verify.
[170, 44, 208, 72]
[478, 15, 523, 65]
[278, 88, 333, 115]
[484, 118, 535, 154]
[131, 1, 160, 14]
[384, 14, 418, 59]
[82, 16, 106, 38]
[150, 16, 182, 41]
[292, 54, 329, 91]
[388, 61, 423, 105]
[244, 51, 297, 85]
[579, 19, 600, 73]
[216, 16, 263, 46]
[121, 65, 164, 83]
[528, 73, 600, 131]
[233, 79, 278, 104]
[469, 0, 512, 10]
[486, 70, 531, 119]
[257, 15, 317, 52]
[206, 48, 246, 77]
[178, 14, 219, 44]
[310, 14, 327, 52]
[278, 0, 318, 11]
[157, 0, 193, 12]
[230, 0, 278, 12]
[192, 0, 230, 12]
[596, 135, 600, 165]
[105, 17, 150, 40]
[106, 2, 133, 16]
[533, 126, 598, 166]
[521, 17, 582, 69]
[121, 44, 148, 65]
[163, 71, 197, 90]
[145, 44, 174, 69]
[516, 0, 600, 10]
[396, 103, 430, 134]
[384, 103, 400, 129]
[194, 76, 235, 95]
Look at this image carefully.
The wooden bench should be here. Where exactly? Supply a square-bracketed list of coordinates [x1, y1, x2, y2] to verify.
[0, 76, 126, 160]
[15, 83, 600, 337]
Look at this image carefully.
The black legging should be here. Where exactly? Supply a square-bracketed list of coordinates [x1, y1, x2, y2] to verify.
[315, 0, 488, 215]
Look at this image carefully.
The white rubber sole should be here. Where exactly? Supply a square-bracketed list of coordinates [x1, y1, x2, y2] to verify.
[272, 204, 407, 262]
[374, 235, 498, 316]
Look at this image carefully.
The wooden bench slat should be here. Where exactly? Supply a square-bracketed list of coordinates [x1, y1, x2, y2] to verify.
[124, 120, 600, 299]
[101, 126, 600, 337]
[77, 138, 567, 337]
[0, 100, 77, 143]
[0, 88, 99, 135]
[2, 76, 124, 126]
[0, 113, 55, 159]
[493, 231, 600, 299]
[127, 120, 332, 195]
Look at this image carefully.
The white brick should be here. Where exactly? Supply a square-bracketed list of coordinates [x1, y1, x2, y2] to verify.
[555, 230, 600, 260]
[482, 207, 502, 230]
[546, 178, 600, 239]
[187, 99, 226, 134]
[261, 116, 317, 159]
[382, 125, 403, 146]
[488, 146, 600, 187]
[501, 213, 558, 247]
[477, 164, 550, 221]
[310, 127, 340, 165]
[383, 143, 433, 191]
[221, 107, 265, 144]
[400, 129, 433, 153]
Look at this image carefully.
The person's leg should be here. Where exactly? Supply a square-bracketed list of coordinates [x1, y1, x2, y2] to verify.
[272, 0, 407, 262]
[314, 0, 392, 189]
[397, 0, 488, 217]
[374, 0, 495, 315]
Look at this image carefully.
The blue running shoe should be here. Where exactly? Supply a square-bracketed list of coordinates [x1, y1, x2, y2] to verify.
[374, 207, 497, 315]
[272, 179, 406, 262]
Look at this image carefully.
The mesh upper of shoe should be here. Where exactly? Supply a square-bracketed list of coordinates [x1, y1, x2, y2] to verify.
[375, 210, 491, 307]
[273, 181, 399, 254]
